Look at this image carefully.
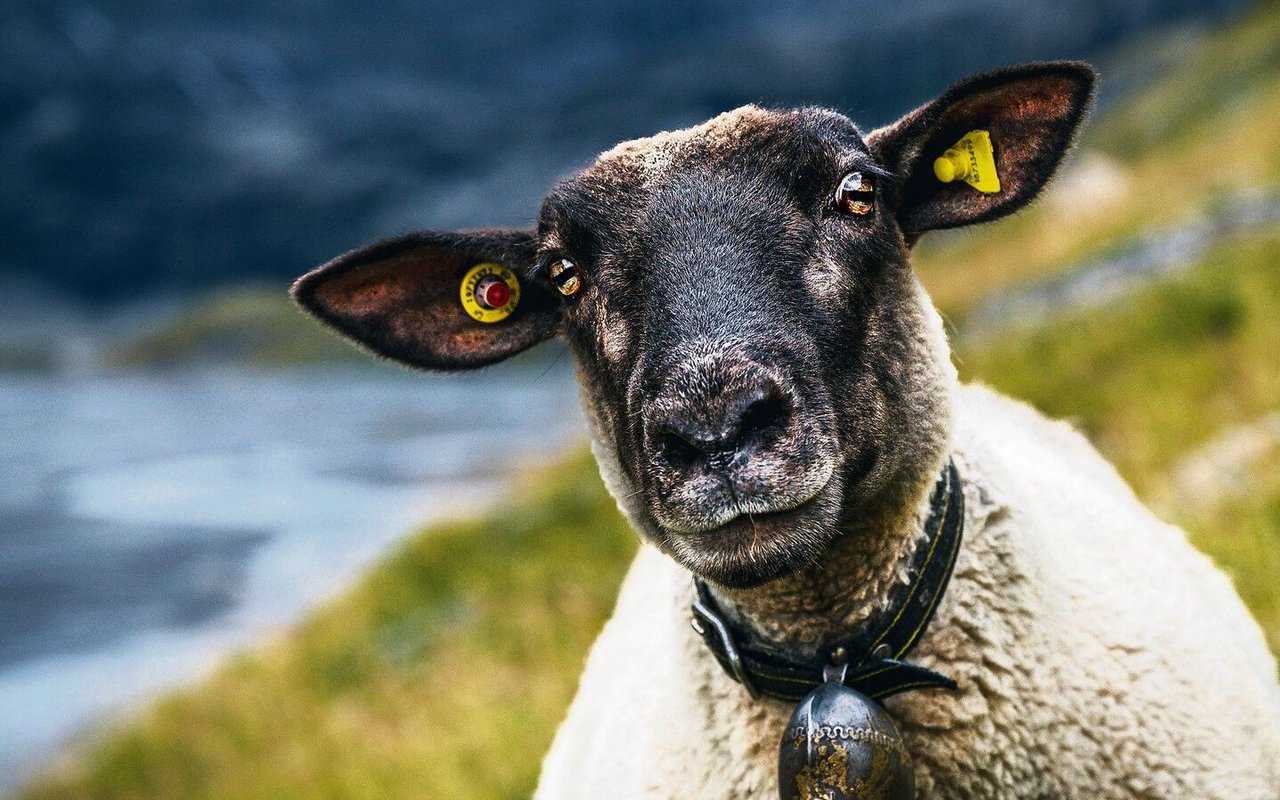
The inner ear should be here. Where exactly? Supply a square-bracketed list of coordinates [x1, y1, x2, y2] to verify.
[869, 62, 1097, 235]
[292, 229, 560, 371]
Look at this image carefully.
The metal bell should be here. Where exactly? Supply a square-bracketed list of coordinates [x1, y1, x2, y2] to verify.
[777, 664, 914, 800]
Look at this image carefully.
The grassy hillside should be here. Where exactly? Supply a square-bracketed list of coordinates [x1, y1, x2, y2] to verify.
[18, 5, 1280, 799]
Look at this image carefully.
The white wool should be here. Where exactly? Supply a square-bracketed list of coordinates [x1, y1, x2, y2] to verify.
[535, 384, 1280, 799]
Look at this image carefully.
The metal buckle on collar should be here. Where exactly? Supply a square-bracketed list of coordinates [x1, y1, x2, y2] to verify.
[691, 598, 761, 699]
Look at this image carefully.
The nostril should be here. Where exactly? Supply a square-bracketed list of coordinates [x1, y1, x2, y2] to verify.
[658, 426, 705, 468]
[737, 394, 789, 445]
[647, 381, 795, 472]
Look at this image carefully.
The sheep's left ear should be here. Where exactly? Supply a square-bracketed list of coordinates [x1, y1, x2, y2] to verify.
[291, 229, 559, 371]
[867, 61, 1097, 236]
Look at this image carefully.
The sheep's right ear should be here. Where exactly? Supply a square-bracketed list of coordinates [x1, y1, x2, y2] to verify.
[291, 230, 559, 371]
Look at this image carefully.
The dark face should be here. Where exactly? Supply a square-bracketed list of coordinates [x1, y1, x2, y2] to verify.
[538, 107, 945, 586]
[292, 63, 1096, 588]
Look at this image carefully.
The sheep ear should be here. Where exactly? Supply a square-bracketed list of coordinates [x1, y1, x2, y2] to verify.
[867, 61, 1096, 236]
[291, 229, 559, 370]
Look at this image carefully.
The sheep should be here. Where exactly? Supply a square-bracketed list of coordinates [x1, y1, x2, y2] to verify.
[292, 61, 1280, 799]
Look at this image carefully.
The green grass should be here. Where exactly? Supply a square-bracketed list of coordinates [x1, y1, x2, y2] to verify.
[21, 451, 637, 800]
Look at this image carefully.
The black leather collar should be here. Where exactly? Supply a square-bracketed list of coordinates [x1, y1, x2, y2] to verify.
[691, 459, 964, 702]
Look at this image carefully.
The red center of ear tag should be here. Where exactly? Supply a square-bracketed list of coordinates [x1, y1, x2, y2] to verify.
[477, 277, 510, 310]
[460, 263, 520, 323]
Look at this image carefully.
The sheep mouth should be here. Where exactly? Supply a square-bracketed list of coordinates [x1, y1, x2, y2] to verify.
[685, 499, 819, 547]
[660, 480, 842, 587]
[647, 454, 838, 536]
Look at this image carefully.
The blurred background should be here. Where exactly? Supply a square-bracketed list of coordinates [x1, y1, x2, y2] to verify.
[2, 1, 1279, 797]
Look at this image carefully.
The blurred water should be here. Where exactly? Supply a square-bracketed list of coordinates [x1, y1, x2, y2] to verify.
[0, 358, 583, 789]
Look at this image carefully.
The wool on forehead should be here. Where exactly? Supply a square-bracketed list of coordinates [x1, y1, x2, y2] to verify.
[592, 105, 790, 176]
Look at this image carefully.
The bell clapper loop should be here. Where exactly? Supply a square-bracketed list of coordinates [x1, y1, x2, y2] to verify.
[821, 661, 848, 684]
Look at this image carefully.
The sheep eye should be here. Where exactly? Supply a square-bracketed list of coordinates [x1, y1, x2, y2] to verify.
[835, 171, 875, 216]
[548, 258, 582, 297]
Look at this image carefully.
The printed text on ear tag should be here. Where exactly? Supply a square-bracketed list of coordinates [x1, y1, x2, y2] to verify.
[460, 262, 521, 323]
[932, 130, 1001, 194]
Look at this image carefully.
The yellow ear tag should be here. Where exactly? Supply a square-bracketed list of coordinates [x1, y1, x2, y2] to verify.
[460, 262, 521, 323]
[932, 130, 1001, 194]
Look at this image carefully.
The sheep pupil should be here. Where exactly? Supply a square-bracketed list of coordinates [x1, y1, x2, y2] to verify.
[550, 259, 582, 296]
[836, 172, 875, 216]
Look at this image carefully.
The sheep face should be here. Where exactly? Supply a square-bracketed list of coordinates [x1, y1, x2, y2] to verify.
[293, 62, 1096, 588]
[538, 105, 938, 587]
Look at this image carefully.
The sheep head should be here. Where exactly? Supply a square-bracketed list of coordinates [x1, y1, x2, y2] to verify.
[293, 62, 1095, 588]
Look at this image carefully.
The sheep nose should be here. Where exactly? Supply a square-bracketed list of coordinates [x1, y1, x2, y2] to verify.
[649, 380, 793, 474]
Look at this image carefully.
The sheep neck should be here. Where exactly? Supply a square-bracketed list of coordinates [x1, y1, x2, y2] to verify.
[708, 460, 944, 662]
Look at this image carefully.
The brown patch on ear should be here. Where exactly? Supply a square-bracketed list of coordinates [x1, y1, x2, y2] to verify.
[869, 61, 1097, 234]
[314, 253, 445, 316]
[292, 230, 559, 371]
